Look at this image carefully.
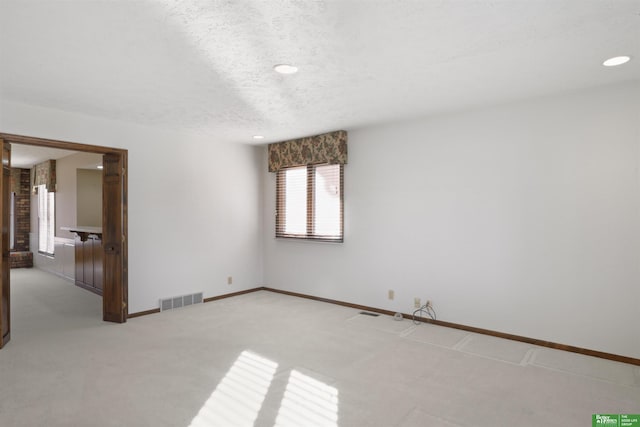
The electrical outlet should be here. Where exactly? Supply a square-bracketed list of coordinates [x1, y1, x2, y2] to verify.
[227, 276, 233, 285]
[388, 290, 394, 300]
[414, 297, 421, 308]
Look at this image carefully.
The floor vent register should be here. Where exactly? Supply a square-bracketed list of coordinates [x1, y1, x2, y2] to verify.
[160, 292, 204, 311]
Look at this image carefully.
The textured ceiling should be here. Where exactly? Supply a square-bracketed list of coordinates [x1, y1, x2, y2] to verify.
[1, 0, 639, 144]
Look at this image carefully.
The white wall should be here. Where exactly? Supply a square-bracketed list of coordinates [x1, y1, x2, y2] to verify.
[2, 101, 264, 314]
[56, 152, 103, 239]
[77, 168, 102, 227]
[263, 81, 640, 359]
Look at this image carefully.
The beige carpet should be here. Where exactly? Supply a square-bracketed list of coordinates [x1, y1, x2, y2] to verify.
[1, 268, 638, 426]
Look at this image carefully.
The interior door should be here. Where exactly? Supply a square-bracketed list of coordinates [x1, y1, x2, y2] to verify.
[0, 140, 11, 347]
[102, 152, 127, 322]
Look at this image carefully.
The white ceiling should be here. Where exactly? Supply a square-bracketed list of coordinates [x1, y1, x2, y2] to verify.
[10, 145, 78, 169]
[1, 1, 638, 144]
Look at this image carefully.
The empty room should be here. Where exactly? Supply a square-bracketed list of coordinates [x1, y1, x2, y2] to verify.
[0, 1, 638, 426]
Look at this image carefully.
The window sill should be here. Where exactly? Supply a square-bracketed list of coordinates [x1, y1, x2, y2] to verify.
[37, 252, 55, 259]
[275, 236, 343, 244]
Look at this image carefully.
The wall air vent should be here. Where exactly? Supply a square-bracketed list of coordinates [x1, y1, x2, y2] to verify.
[193, 293, 203, 304]
[160, 292, 204, 312]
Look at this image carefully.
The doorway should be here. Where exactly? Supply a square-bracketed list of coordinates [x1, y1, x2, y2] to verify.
[0, 133, 128, 349]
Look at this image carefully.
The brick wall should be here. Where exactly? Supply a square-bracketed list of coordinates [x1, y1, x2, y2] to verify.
[10, 251, 33, 268]
[13, 168, 31, 252]
[10, 168, 32, 268]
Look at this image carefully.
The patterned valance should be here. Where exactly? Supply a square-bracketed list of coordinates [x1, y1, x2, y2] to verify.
[268, 130, 348, 172]
[31, 159, 56, 193]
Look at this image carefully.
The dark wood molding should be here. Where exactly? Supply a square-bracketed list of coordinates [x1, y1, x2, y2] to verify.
[0, 141, 11, 348]
[414, 316, 640, 366]
[102, 152, 126, 323]
[127, 288, 264, 319]
[0, 133, 125, 155]
[203, 287, 264, 303]
[128, 308, 161, 319]
[264, 287, 399, 316]
[0, 132, 128, 327]
[262, 287, 640, 366]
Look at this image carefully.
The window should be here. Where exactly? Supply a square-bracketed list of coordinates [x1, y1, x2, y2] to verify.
[276, 164, 343, 242]
[37, 184, 55, 255]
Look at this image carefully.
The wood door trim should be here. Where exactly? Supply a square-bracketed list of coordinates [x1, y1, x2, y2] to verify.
[0, 133, 124, 154]
[0, 141, 10, 348]
[0, 132, 128, 325]
[102, 152, 126, 322]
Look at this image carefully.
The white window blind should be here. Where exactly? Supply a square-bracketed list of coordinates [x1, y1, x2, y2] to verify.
[276, 164, 343, 242]
[38, 184, 55, 255]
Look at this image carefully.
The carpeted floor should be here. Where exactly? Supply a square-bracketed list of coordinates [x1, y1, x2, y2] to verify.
[1, 268, 638, 426]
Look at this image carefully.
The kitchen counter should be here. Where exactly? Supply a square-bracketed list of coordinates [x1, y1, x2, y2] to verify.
[61, 226, 102, 241]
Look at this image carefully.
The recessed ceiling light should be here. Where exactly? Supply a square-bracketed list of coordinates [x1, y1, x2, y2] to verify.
[603, 56, 631, 67]
[273, 64, 298, 74]
[253, 135, 265, 140]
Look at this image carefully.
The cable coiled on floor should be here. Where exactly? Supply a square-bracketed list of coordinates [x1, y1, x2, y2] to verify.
[412, 304, 436, 325]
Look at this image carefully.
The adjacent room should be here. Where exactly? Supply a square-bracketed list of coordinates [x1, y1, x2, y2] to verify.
[0, 1, 638, 426]
[6, 146, 105, 336]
